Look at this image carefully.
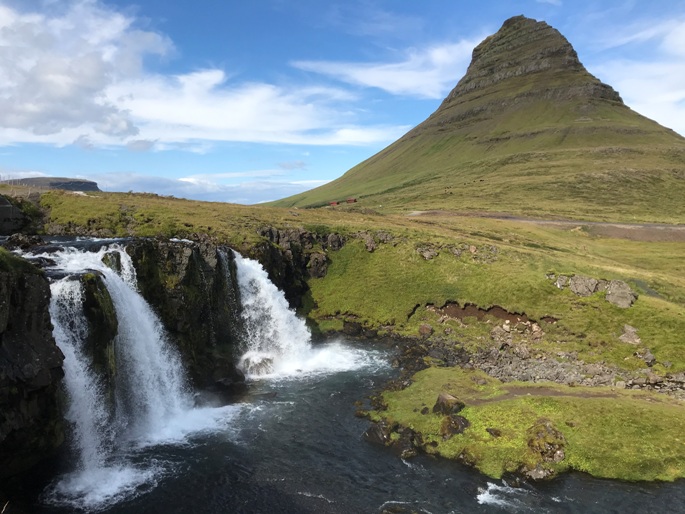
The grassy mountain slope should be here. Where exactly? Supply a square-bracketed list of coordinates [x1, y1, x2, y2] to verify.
[273, 16, 685, 223]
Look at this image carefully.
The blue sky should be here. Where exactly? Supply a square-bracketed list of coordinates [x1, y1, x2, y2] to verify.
[1, 0, 684, 203]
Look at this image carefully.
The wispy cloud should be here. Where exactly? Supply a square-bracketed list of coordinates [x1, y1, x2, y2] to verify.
[323, 3, 424, 39]
[0, 1, 406, 149]
[589, 18, 685, 136]
[90, 171, 327, 204]
[292, 39, 482, 99]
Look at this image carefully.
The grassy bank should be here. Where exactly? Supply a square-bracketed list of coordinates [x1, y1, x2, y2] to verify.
[9, 189, 684, 481]
[370, 367, 685, 481]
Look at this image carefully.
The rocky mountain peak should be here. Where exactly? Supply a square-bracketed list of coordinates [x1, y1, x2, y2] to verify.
[432, 15, 623, 127]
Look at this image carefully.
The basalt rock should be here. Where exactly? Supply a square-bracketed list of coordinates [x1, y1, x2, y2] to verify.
[125, 238, 242, 389]
[432, 392, 465, 415]
[0, 252, 65, 478]
[550, 273, 637, 308]
[252, 227, 345, 308]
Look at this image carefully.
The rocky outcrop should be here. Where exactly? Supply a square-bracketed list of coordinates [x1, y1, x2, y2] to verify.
[126, 238, 244, 391]
[249, 227, 345, 308]
[420, 15, 623, 134]
[2, 177, 100, 192]
[0, 251, 65, 478]
[0, 195, 42, 236]
[550, 273, 637, 308]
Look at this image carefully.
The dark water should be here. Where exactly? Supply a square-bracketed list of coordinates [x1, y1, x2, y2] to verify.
[6, 341, 685, 514]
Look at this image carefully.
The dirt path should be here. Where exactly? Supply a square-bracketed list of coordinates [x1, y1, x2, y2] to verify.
[407, 211, 685, 242]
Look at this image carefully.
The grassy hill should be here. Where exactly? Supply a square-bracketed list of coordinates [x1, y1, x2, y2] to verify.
[272, 16, 685, 224]
[3, 15, 683, 484]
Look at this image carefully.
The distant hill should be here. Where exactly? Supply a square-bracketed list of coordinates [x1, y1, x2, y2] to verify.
[1, 177, 101, 192]
[272, 15, 685, 223]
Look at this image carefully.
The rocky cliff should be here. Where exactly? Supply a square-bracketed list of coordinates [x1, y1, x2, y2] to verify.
[126, 238, 244, 390]
[0, 250, 65, 478]
[247, 227, 344, 308]
[425, 15, 623, 132]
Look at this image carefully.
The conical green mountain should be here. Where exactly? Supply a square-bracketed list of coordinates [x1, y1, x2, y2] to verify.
[273, 16, 685, 223]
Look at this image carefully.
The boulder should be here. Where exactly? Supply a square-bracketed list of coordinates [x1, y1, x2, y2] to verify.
[417, 247, 439, 260]
[569, 275, 598, 296]
[605, 280, 637, 308]
[343, 321, 363, 336]
[619, 324, 641, 345]
[527, 418, 566, 462]
[419, 324, 434, 338]
[439, 414, 470, 439]
[3, 233, 44, 250]
[432, 392, 465, 415]
[306, 252, 328, 278]
[363, 421, 394, 446]
[486, 427, 502, 437]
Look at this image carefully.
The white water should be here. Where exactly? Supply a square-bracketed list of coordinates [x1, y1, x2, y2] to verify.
[41, 245, 242, 510]
[49, 279, 112, 471]
[232, 251, 384, 378]
[34, 244, 385, 510]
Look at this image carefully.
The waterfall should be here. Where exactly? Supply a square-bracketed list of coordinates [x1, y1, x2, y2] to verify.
[232, 251, 377, 378]
[232, 251, 311, 375]
[46, 245, 192, 441]
[49, 278, 112, 472]
[40, 244, 200, 509]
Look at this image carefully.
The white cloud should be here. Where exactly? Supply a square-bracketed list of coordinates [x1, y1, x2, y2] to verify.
[0, 169, 48, 181]
[0, 0, 406, 149]
[594, 59, 685, 135]
[589, 18, 685, 136]
[292, 39, 481, 99]
[90, 171, 323, 204]
[126, 139, 156, 152]
[0, 1, 170, 140]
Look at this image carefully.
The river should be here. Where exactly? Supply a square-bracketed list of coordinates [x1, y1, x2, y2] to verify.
[4, 240, 684, 513]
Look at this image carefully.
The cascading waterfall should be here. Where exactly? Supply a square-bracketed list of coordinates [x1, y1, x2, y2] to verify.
[23, 242, 383, 510]
[49, 278, 112, 472]
[232, 251, 380, 378]
[47, 245, 193, 440]
[232, 251, 312, 375]
[39, 244, 204, 509]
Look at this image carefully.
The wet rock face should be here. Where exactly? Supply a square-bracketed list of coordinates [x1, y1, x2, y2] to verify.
[251, 226, 346, 308]
[0, 258, 65, 478]
[126, 238, 243, 389]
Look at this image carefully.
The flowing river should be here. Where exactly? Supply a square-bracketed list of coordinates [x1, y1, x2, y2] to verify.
[5, 240, 684, 513]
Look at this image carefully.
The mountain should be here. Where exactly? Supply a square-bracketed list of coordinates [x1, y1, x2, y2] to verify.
[1, 177, 101, 192]
[272, 16, 685, 223]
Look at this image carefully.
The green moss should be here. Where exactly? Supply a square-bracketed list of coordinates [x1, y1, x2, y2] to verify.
[0, 248, 42, 275]
[376, 367, 685, 481]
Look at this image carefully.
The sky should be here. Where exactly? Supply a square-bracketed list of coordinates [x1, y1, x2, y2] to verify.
[0, 0, 684, 204]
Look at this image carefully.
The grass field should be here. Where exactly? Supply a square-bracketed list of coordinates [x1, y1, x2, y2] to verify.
[4, 186, 683, 481]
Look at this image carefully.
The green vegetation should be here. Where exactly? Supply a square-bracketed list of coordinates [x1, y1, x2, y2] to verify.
[0, 247, 43, 275]
[307, 217, 685, 372]
[2, 181, 681, 483]
[272, 101, 685, 223]
[270, 19, 685, 223]
[5, 15, 683, 481]
[373, 367, 685, 481]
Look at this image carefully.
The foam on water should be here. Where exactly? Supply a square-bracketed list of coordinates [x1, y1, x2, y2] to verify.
[232, 251, 387, 379]
[477, 481, 546, 511]
[37, 244, 247, 510]
[43, 465, 161, 512]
